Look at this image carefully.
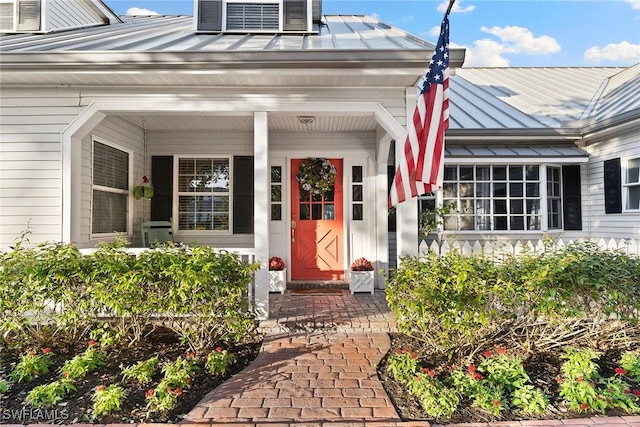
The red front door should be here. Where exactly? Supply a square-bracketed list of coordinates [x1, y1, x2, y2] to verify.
[290, 159, 344, 280]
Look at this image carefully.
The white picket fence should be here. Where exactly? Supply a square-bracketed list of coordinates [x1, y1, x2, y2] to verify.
[418, 237, 640, 259]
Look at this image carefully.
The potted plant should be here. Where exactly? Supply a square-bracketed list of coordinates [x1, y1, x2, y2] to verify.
[349, 257, 374, 294]
[133, 175, 154, 200]
[268, 256, 286, 294]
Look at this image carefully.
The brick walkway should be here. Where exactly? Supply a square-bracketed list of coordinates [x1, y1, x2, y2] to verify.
[181, 291, 640, 427]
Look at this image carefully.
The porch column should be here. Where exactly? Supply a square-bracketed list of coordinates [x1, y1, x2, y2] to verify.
[396, 89, 420, 260]
[253, 111, 269, 320]
[375, 131, 392, 289]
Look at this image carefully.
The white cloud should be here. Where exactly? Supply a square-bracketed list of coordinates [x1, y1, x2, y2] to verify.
[455, 40, 510, 67]
[126, 7, 159, 15]
[437, 0, 475, 14]
[370, 12, 380, 20]
[480, 26, 561, 55]
[583, 41, 640, 64]
[427, 25, 441, 38]
[625, 0, 640, 9]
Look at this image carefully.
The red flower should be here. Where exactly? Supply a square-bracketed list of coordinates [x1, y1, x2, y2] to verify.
[28, 351, 35, 357]
[42, 347, 51, 354]
[396, 350, 404, 355]
[173, 388, 183, 396]
[350, 257, 373, 271]
[410, 352, 417, 359]
[633, 390, 640, 397]
[579, 403, 589, 410]
[215, 346, 224, 353]
[474, 373, 483, 381]
[62, 371, 69, 378]
[467, 365, 477, 373]
[493, 399, 500, 407]
[483, 350, 493, 358]
[555, 375, 563, 384]
[145, 388, 155, 399]
[496, 346, 506, 355]
[577, 376, 584, 382]
[142, 175, 150, 184]
[96, 385, 106, 392]
[88, 339, 97, 347]
[615, 367, 627, 376]
[421, 368, 436, 378]
[268, 256, 286, 271]
[186, 352, 197, 358]
[624, 389, 631, 394]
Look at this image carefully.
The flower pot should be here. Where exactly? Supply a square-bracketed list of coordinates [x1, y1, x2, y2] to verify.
[269, 269, 286, 294]
[349, 270, 374, 294]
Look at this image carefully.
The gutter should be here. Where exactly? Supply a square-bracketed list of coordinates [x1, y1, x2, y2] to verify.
[0, 48, 467, 71]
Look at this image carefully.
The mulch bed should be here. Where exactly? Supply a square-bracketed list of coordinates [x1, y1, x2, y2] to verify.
[0, 328, 261, 424]
[377, 333, 638, 424]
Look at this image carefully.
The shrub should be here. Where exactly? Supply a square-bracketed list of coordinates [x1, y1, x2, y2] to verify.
[59, 344, 106, 381]
[92, 384, 126, 418]
[205, 346, 234, 375]
[10, 348, 54, 383]
[121, 356, 159, 384]
[386, 241, 640, 356]
[26, 379, 76, 407]
[1, 235, 260, 351]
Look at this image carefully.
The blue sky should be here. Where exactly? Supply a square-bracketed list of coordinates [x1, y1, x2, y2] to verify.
[106, 0, 640, 67]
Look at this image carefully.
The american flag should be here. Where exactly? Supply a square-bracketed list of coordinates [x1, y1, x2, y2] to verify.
[389, 11, 451, 207]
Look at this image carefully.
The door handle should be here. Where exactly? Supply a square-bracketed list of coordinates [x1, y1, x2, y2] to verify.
[291, 218, 296, 243]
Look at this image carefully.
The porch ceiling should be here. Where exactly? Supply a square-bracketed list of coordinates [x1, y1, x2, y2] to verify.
[117, 113, 379, 131]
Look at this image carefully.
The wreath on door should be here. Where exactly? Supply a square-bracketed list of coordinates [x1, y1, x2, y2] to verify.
[296, 157, 337, 195]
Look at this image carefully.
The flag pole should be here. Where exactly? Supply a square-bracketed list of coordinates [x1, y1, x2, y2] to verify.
[446, 0, 456, 15]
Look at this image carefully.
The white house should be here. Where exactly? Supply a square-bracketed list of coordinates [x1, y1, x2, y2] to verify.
[1, 0, 638, 318]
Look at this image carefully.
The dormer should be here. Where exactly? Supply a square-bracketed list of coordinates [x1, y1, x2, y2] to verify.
[195, 0, 322, 33]
[0, 0, 120, 34]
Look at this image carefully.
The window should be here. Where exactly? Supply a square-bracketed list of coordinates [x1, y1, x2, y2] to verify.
[0, 0, 40, 32]
[547, 166, 562, 229]
[91, 140, 130, 235]
[624, 157, 640, 211]
[177, 157, 230, 231]
[442, 164, 543, 231]
[271, 166, 282, 221]
[352, 166, 363, 221]
[418, 193, 436, 234]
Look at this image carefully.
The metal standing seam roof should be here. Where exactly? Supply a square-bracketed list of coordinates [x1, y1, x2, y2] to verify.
[444, 145, 589, 159]
[448, 67, 624, 130]
[0, 14, 435, 52]
[581, 62, 640, 126]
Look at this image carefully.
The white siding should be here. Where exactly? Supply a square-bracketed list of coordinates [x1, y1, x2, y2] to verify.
[0, 88, 83, 250]
[583, 128, 640, 240]
[46, 0, 103, 31]
[81, 116, 146, 247]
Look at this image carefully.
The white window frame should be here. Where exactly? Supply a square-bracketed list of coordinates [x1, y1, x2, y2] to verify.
[546, 165, 563, 230]
[0, 0, 17, 32]
[623, 156, 640, 212]
[440, 163, 554, 233]
[223, 0, 282, 32]
[90, 137, 133, 239]
[174, 155, 233, 234]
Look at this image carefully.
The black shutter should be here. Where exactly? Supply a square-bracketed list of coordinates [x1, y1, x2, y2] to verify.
[284, 0, 306, 31]
[151, 156, 173, 221]
[562, 165, 582, 230]
[198, 0, 222, 31]
[604, 158, 622, 214]
[387, 165, 396, 232]
[233, 156, 254, 234]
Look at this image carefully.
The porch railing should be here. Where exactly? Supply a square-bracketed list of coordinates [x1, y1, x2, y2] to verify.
[418, 237, 639, 259]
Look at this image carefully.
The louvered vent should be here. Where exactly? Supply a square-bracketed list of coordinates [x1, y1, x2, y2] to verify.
[198, 0, 222, 31]
[312, 0, 321, 22]
[0, 2, 14, 31]
[17, 0, 40, 31]
[226, 3, 279, 30]
[284, 0, 306, 31]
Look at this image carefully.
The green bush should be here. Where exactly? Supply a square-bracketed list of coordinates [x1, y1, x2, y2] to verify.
[0, 236, 260, 350]
[386, 241, 640, 356]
